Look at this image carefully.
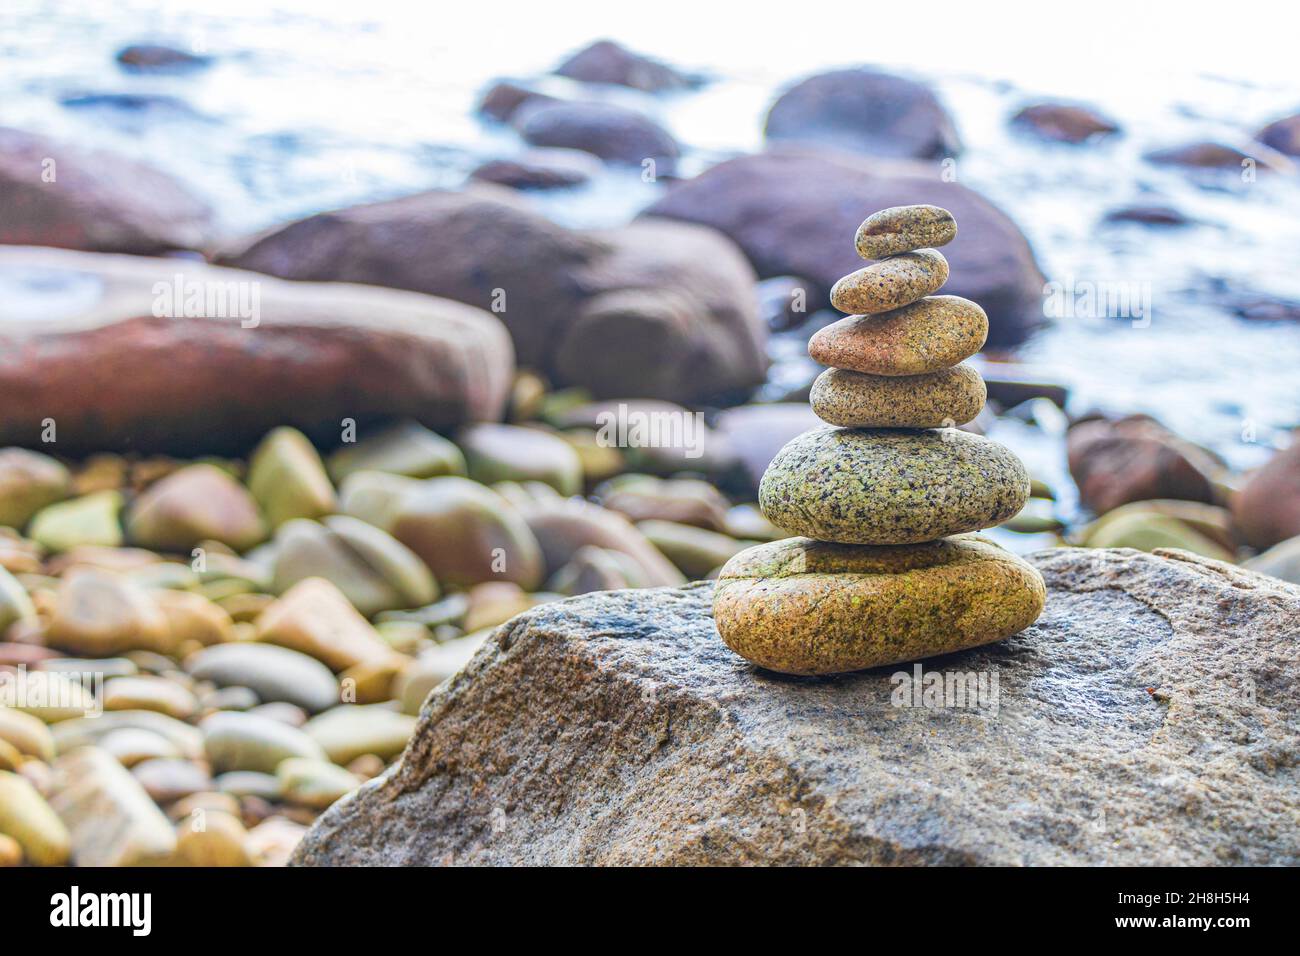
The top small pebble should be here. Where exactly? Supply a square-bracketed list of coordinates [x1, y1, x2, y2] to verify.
[855, 204, 958, 260]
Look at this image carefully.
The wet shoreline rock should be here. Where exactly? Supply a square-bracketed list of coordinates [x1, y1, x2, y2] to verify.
[641, 149, 1046, 347]
[765, 68, 960, 160]
[552, 40, 691, 92]
[0, 127, 212, 254]
[1067, 415, 1220, 516]
[1010, 103, 1120, 144]
[220, 188, 766, 403]
[516, 102, 679, 171]
[0, 247, 513, 455]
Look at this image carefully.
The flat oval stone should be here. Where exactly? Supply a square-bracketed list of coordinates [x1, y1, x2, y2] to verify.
[829, 249, 948, 314]
[855, 204, 957, 260]
[808, 295, 987, 375]
[759, 426, 1029, 544]
[810, 363, 986, 428]
[712, 534, 1046, 675]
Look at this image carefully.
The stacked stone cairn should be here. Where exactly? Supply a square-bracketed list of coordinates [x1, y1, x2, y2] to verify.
[714, 205, 1046, 675]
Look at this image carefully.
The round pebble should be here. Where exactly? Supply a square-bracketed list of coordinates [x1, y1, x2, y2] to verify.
[759, 426, 1029, 545]
[855, 204, 957, 260]
[810, 364, 986, 428]
[829, 249, 949, 314]
[808, 295, 988, 376]
[713, 534, 1046, 675]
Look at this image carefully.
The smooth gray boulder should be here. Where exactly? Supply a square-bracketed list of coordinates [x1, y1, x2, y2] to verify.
[292, 547, 1300, 866]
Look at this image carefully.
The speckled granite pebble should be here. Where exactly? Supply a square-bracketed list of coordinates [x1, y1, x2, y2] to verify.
[810, 364, 985, 428]
[713, 534, 1045, 674]
[808, 295, 987, 375]
[759, 426, 1029, 544]
[830, 249, 948, 314]
[855, 205, 957, 260]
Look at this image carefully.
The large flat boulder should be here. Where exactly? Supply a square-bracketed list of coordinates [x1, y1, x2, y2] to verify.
[0, 247, 513, 454]
[0, 127, 212, 254]
[642, 148, 1046, 347]
[292, 547, 1300, 866]
[219, 187, 766, 403]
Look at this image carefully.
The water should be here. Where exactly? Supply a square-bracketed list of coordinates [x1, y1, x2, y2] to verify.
[3, 0, 1299, 481]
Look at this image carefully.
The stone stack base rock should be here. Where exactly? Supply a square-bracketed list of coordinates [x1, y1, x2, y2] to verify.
[713, 205, 1045, 675]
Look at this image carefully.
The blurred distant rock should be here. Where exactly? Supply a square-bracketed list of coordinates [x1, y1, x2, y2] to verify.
[0, 127, 212, 254]
[642, 148, 1045, 347]
[1144, 140, 1294, 173]
[476, 81, 559, 123]
[1255, 113, 1300, 156]
[515, 101, 679, 172]
[1103, 204, 1192, 227]
[469, 149, 600, 190]
[979, 363, 1068, 409]
[712, 403, 821, 495]
[1067, 415, 1222, 516]
[1219, 293, 1300, 322]
[1010, 103, 1119, 144]
[755, 276, 816, 332]
[1245, 534, 1300, 584]
[58, 92, 202, 119]
[115, 43, 211, 73]
[1232, 434, 1300, 551]
[219, 187, 766, 403]
[552, 40, 691, 92]
[0, 247, 513, 454]
[765, 68, 960, 160]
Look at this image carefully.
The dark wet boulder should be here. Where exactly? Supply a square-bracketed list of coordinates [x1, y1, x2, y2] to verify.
[1103, 204, 1192, 227]
[0, 247, 513, 455]
[0, 127, 212, 254]
[552, 40, 690, 92]
[1144, 141, 1293, 173]
[1010, 103, 1119, 144]
[642, 148, 1045, 347]
[713, 402, 822, 496]
[1232, 434, 1300, 551]
[115, 43, 211, 73]
[476, 81, 560, 123]
[516, 101, 679, 171]
[765, 68, 960, 160]
[1255, 113, 1300, 156]
[219, 187, 765, 403]
[292, 548, 1300, 866]
[469, 149, 600, 190]
[1067, 415, 1222, 516]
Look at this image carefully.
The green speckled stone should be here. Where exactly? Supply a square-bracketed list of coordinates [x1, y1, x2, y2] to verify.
[810, 364, 986, 428]
[830, 249, 948, 314]
[712, 533, 1046, 675]
[759, 426, 1029, 544]
[808, 295, 988, 376]
[855, 204, 957, 260]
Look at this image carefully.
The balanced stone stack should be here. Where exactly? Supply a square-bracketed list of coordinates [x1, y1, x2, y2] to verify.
[714, 205, 1046, 675]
